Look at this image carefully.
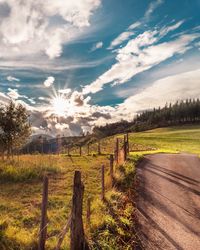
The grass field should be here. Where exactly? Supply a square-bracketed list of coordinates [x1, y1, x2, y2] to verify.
[0, 124, 199, 249]
[0, 154, 112, 249]
[129, 125, 200, 156]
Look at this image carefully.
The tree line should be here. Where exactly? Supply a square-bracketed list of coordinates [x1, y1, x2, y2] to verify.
[93, 99, 200, 138]
[1, 99, 199, 157]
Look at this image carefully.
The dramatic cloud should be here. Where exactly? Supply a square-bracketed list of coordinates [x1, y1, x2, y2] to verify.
[0, 0, 198, 137]
[83, 27, 199, 94]
[0, 0, 101, 60]
[43, 76, 55, 87]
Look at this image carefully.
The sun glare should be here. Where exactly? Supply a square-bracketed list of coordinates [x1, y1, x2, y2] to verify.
[52, 96, 67, 116]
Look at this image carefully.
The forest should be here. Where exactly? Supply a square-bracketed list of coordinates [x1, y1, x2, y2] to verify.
[93, 99, 200, 137]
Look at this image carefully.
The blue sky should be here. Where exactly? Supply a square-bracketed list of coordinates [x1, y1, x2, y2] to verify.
[0, 0, 200, 136]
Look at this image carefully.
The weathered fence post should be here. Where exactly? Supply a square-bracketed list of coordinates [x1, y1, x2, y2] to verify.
[79, 146, 82, 156]
[98, 141, 101, 155]
[110, 154, 114, 186]
[123, 135, 128, 161]
[86, 198, 91, 227]
[39, 176, 49, 250]
[70, 171, 88, 250]
[115, 138, 119, 164]
[101, 165, 105, 201]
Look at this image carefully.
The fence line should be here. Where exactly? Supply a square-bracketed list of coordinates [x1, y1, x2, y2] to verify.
[37, 134, 129, 249]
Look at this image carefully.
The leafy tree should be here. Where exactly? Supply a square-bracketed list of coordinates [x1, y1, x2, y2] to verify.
[0, 101, 31, 159]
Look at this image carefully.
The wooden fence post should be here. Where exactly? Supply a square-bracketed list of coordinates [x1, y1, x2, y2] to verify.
[123, 134, 128, 161]
[70, 171, 88, 250]
[39, 176, 49, 250]
[86, 198, 91, 227]
[101, 165, 105, 201]
[79, 146, 82, 156]
[110, 154, 114, 186]
[67, 147, 70, 156]
[98, 141, 101, 155]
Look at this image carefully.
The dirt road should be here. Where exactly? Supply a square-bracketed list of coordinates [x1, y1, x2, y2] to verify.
[136, 153, 200, 250]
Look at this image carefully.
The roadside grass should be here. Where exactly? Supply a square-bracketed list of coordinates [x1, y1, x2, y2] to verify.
[89, 157, 137, 249]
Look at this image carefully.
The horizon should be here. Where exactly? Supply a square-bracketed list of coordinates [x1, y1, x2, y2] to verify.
[0, 0, 200, 137]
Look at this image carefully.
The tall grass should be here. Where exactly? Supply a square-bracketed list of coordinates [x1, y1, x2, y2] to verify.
[0, 156, 61, 183]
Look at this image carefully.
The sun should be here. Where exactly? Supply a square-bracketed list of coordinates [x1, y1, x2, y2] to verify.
[52, 96, 66, 116]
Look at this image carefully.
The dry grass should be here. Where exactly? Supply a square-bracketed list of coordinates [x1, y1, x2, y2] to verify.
[0, 154, 110, 249]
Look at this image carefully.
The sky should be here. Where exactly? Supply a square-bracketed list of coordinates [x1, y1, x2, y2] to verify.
[0, 0, 200, 136]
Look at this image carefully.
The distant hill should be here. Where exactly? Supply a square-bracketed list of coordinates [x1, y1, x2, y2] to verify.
[93, 99, 200, 138]
[21, 134, 95, 154]
[22, 99, 200, 154]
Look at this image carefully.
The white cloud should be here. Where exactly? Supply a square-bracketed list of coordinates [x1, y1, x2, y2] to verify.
[7, 76, 20, 82]
[38, 97, 45, 100]
[159, 20, 185, 37]
[144, 0, 163, 20]
[91, 41, 103, 51]
[7, 88, 20, 99]
[28, 98, 36, 104]
[108, 21, 142, 50]
[58, 88, 72, 95]
[108, 31, 134, 49]
[43, 76, 55, 87]
[7, 88, 30, 100]
[128, 21, 142, 30]
[0, 0, 101, 59]
[83, 31, 198, 94]
[108, 0, 165, 50]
